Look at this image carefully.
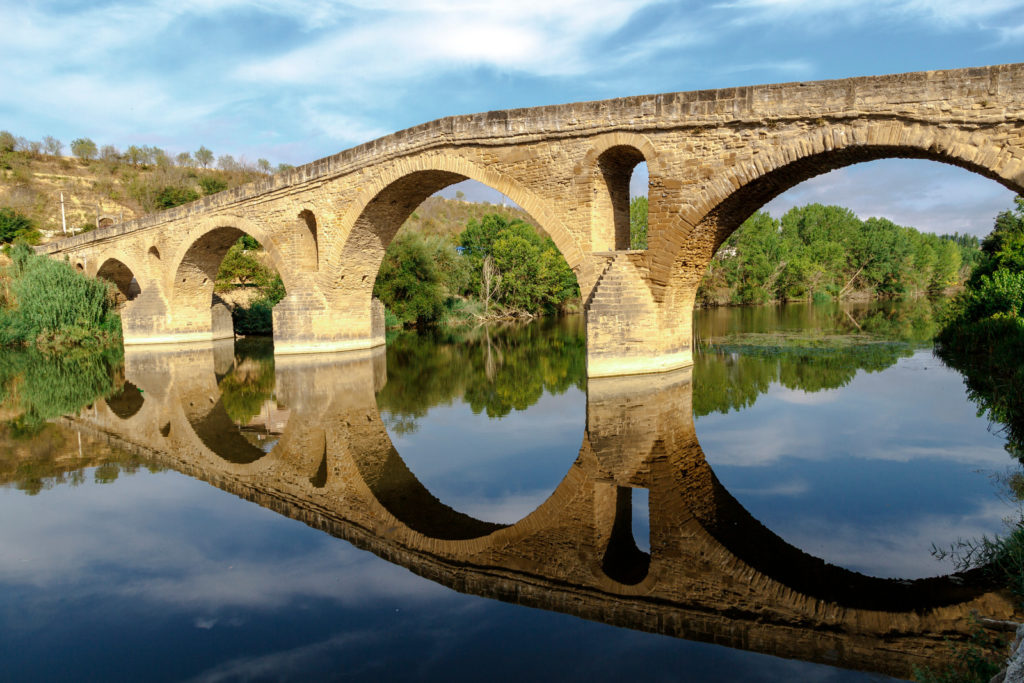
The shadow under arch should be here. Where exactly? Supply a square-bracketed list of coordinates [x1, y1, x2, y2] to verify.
[96, 257, 142, 302]
[659, 125, 1024, 292]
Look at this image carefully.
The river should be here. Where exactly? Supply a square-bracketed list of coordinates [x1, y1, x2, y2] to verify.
[0, 298, 1018, 681]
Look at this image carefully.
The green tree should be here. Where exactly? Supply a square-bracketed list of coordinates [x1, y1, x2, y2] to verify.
[216, 240, 270, 290]
[374, 231, 447, 326]
[195, 146, 214, 169]
[0, 131, 15, 153]
[70, 138, 98, 162]
[0, 209, 41, 244]
[629, 196, 648, 249]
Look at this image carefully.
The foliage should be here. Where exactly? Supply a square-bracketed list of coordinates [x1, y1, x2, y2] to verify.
[629, 196, 648, 249]
[198, 175, 228, 196]
[153, 185, 199, 209]
[218, 354, 276, 423]
[0, 208, 41, 244]
[376, 317, 586, 429]
[936, 197, 1024, 459]
[458, 214, 578, 315]
[697, 204, 971, 305]
[374, 231, 449, 326]
[70, 138, 98, 162]
[0, 245, 120, 349]
[215, 239, 270, 291]
[194, 146, 214, 168]
[0, 347, 124, 435]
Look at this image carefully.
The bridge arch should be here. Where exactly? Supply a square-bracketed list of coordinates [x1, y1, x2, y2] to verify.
[583, 132, 660, 252]
[95, 257, 142, 302]
[166, 215, 298, 340]
[657, 120, 1024, 295]
[319, 154, 584, 305]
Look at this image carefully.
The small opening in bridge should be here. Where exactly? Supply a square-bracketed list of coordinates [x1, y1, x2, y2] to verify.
[629, 162, 648, 250]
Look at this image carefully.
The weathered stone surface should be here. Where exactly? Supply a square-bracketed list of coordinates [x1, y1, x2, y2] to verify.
[38, 63, 1024, 376]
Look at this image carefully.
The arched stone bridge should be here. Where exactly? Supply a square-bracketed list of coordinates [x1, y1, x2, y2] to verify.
[60, 345, 1019, 679]
[40, 63, 1024, 377]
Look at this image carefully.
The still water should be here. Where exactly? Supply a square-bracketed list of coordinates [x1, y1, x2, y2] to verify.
[0, 300, 1018, 681]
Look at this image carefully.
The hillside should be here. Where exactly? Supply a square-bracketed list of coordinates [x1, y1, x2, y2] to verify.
[0, 145, 538, 245]
[0, 149, 265, 242]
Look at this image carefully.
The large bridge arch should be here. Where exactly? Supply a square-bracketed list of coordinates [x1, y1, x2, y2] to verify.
[655, 120, 1024, 298]
[319, 153, 586, 306]
[165, 215, 303, 341]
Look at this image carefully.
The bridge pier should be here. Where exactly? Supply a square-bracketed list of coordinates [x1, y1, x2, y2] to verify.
[273, 295, 386, 355]
[585, 253, 693, 378]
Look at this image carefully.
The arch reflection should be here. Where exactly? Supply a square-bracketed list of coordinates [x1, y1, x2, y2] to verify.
[58, 342, 1020, 681]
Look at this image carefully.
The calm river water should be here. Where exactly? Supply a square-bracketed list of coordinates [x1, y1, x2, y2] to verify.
[0, 299, 1018, 681]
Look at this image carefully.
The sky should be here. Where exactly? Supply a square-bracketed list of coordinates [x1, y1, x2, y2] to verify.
[2, 0, 1022, 235]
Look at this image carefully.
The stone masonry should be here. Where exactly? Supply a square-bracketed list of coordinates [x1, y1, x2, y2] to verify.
[38, 63, 1024, 376]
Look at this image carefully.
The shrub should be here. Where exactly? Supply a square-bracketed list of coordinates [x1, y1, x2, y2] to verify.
[153, 185, 199, 209]
[198, 175, 228, 196]
[0, 244, 120, 348]
[0, 209, 41, 244]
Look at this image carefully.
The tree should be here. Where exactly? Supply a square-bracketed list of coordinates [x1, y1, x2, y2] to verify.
[195, 146, 214, 169]
[125, 145, 145, 165]
[100, 144, 120, 162]
[0, 208, 41, 244]
[256, 158, 272, 174]
[276, 163, 294, 173]
[175, 151, 193, 167]
[216, 154, 237, 171]
[629, 196, 648, 249]
[216, 241, 270, 290]
[0, 131, 15, 153]
[42, 136, 63, 156]
[373, 231, 447, 326]
[70, 137, 98, 162]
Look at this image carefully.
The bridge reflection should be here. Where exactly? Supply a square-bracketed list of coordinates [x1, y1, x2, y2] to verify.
[62, 343, 1020, 680]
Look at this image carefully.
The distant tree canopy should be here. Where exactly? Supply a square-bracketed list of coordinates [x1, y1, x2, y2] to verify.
[697, 204, 974, 305]
[373, 212, 579, 327]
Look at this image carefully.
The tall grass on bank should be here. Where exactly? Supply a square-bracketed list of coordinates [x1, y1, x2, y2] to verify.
[0, 244, 121, 349]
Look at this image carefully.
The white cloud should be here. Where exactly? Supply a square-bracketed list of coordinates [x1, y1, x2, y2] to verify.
[233, 1, 657, 87]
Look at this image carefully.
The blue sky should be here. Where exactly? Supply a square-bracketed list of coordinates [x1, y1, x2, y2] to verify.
[2, 0, 1022, 234]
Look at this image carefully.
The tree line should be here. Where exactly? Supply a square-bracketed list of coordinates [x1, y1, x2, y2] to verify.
[693, 204, 978, 305]
[1, 129, 293, 175]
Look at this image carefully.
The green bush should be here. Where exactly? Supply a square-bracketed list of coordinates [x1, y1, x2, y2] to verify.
[154, 185, 199, 209]
[0, 209, 41, 244]
[198, 175, 228, 196]
[0, 244, 120, 348]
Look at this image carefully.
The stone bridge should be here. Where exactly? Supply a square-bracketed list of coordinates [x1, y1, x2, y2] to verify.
[39, 63, 1024, 377]
[60, 345, 1020, 679]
